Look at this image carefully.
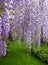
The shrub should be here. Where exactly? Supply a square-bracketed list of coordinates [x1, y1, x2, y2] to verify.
[31, 43, 48, 62]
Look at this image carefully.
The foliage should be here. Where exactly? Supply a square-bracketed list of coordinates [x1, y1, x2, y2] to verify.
[31, 43, 48, 62]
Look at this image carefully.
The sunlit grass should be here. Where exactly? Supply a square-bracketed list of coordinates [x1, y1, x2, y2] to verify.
[0, 41, 48, 65]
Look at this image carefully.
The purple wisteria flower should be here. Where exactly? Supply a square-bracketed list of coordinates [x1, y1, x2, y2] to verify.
[0, 0, 47, 55]
[0, 0, 10, 56]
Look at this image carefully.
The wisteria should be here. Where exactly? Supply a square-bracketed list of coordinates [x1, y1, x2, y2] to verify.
[5, 0, 48, 49]
[0, 0, 10, 56]
[0, 0, 48, 56]
[5, 0, 23, 42]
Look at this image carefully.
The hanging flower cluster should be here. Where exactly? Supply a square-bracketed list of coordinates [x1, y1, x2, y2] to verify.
[7, 0, 48, 49]
[0, 0, 48, 56]
[0, 0, 10, 56]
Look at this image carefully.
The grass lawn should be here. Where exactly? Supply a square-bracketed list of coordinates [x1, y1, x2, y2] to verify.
[0, 41, 48, 65]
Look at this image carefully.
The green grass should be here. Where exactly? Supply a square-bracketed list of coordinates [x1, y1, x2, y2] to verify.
[0, 41, 48, 65]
